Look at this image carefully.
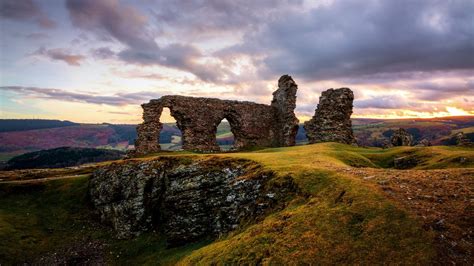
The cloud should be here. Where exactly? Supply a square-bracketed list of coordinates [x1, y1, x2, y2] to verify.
[25, 32, 49, 40]
[65, 0, 238, 83]
[33, 47, 85, 66]
[411, 80, 474, 101]
[223, 0, 474, 82]
[0, 86, 165, 106]
[66, 0, 155, 50]
[91, 47, 116, 60]
[0, 0, 56, 28]
[151, 0, 303, 37]
[355, 95, 414, 109]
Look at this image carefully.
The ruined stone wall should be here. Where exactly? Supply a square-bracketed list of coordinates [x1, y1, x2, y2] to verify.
[271, 75, 300, 146]
[304, 88, 356, 145]
[135, 75, 299, 153]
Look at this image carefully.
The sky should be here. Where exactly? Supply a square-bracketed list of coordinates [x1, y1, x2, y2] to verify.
[0, 0, 473, 124]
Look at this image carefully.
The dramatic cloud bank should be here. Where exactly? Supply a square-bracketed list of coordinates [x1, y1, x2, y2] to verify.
[0, 86, 163, 106]
[0, 0, 473, 122]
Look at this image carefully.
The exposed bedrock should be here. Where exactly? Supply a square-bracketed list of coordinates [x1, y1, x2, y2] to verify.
[89, 157, 297, 246]
[134, 75, 299, 154]
[304, 88, 356, 145]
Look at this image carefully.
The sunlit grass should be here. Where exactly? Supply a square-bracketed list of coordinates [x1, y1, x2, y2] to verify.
[1, 143, 472, 264]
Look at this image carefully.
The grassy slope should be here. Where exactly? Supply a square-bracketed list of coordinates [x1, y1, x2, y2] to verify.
[177, 144, 471, 264]
[1, 143, 472, 264]
[0, 176, 209, 264]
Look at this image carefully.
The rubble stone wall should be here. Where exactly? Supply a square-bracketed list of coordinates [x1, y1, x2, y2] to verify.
[304, 88, 356, 145]
[135, 75, 299, 153]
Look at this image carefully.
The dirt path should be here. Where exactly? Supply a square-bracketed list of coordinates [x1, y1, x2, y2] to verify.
[342, 167, 474, 264]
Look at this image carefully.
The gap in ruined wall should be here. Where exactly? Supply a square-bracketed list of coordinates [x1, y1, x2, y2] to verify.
[216, 118, 235, 151]
[296, 124, 309, 145]
[159, 107, 183, 151]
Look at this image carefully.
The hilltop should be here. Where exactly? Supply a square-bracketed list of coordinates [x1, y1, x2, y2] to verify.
[0, 143, 472, 264]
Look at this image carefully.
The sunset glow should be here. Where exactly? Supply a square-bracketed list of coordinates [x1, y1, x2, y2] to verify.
[1, 0, 473, 123]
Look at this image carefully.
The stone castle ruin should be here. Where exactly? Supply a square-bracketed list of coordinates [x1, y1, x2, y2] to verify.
[134, 75, 355, 154]
[304, 88, 356, 145]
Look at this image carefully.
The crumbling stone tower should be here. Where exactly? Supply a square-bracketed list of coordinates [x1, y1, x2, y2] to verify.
[134, 75, 299, 154]
[304, 88, 356, 145]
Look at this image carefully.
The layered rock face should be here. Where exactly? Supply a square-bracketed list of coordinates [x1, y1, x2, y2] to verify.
[89, 157, 297, 245]
[390, 128, 414, 146]
[304, 88, 356, 144]
[134, 75, 299, 154]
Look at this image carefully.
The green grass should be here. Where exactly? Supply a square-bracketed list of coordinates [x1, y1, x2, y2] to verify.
[1, 143, 472, 264]
[0, 176, 93, 263]
[179, 171, 434, 264]
[0, 176, 205, 264]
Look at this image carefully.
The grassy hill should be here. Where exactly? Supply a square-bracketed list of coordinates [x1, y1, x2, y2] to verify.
[352, 116, 474, 146]
[1, 143, 472, 264]
[0, 119, 78, 132]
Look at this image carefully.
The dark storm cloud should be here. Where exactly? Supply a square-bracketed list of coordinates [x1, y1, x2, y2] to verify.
[64, 0, 473, 97]
[226, 0, 474, 81]
[0, 86, 165, 106]
[33, 47, 85, 66]
[65, 0, 231, 83]
[0, 0, 56, 28]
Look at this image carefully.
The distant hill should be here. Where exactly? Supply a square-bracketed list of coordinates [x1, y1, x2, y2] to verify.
[0, 116, 472, 161]
[4, 147, 125, 170]
[351, 116, 474, 147]
[0, 119, 78, 132]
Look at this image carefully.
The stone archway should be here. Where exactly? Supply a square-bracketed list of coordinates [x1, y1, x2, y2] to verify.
[215, 118, 235, 151]
[159, 107, 182, 150]
[134, 75, 300, 154]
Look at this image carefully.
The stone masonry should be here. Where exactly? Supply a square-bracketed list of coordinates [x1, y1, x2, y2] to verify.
[135, 75, 299, 153]
[304, 88, 356, 145]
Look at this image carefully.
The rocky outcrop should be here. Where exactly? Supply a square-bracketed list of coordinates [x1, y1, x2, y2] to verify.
[415, 139, 432, 147]
[304, 88, 356, 145]
[393, 155, 419, 169]
[455, 132, 472, 146]
[134, 75, 299, 154]
[390, 128, 413, 146]
[89, 157, 297, 246]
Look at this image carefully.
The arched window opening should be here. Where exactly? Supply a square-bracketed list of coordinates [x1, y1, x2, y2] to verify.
[159, 107, 182, 150]
[216, 118, 235, 151]
[296, 124, 308, 145]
